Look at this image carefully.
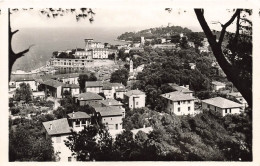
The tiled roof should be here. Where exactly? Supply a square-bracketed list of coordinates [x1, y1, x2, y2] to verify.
[125, 89, 145, 97]
[76, 92, 104, 101]
[161, 91, 196, 101]
[67, 111, 91, 119]
[100, 99, 123, 106]
[42, 79, 65, 88]
[168, 83, 193, 93]
[43, 118, 72, 136]
[202, 97, 242, 108]
[85, 81, 103, 87]
[212, 81, 226, 86]
[95, 106, 123, 117]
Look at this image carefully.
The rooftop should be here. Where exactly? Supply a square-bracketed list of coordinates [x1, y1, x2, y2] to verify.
[63, 84, 80, 88]
[100, 99, 123, 106]
[125, 89, 145, 97]
[43, 118, 72, 136]
[42, 79, 65, 88]
[202, 97, 242, 108]
[67, 111, 91, 119]
[168, 83, 193, 93]
[75, 92, 104, 101]
[85, 81, 103, 87]
[10, 74, 41, 82]
[95, 106, 123, 117]
[115, 87, 126, 92]
[212, 81, 226, 86]
[161, 91, 196, 101]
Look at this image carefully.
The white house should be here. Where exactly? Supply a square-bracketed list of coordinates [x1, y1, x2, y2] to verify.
[161, 91, 196, 116]
[67, 111, 91, 133]
[95, 106, 124, 130]
[201, 97, 243, 116]
[42, 118, 75, 162]
[62, 84, 80, 97]
[211, 81, 226, 91]
[124, 89, 146, 109]
[85, 81, 103, 94]
[41, 79, 65, 99]
[74, 92, 104, 106]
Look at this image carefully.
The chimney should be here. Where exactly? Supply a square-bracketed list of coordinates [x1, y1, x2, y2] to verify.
[72, 111, 75, 118]
[50, 123, 53, 130]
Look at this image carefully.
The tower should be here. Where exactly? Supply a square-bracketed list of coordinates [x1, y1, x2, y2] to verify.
[84, 39, 94, 51]
[130, 59, 133, 73]
[141, 36, 145, 45]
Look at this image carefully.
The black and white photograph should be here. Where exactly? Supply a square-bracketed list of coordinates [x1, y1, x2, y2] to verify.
[0, 1, 258, 164]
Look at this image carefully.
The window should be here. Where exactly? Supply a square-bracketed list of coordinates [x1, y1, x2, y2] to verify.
[116, 124, 118, 130]
[170, 101, 173, 104]
[225, 109, 228, 113]
[188, 101, 190, 104]
[56, 136, 61, 143]
[188, 107, 190, 111]
[111, 118, 112, 120]
[207, 104, 210, 109]
[178, 101, 180, 105]
[136, 102, 138, 106]
[178, 107, 181, 112]
[82, 120, 86, 126]
[75, 120, 80, 127]
[68, 157, 72, 162]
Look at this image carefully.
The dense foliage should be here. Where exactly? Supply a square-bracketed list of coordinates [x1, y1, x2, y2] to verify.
[110, 68, 129, 86]
[117, 25, 192, 42]
[14, 83, 32, 103]
[9, 115, 55, 161]
[64, 108, 252, 161]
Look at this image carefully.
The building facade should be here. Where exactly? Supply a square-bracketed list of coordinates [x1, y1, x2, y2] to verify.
[201, 97, 243, 116]
[161, 91, 196, 116]
[124, 90, 146, 109]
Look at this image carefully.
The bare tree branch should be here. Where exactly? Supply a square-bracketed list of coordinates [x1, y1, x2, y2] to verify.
[218, 9, 241, 45]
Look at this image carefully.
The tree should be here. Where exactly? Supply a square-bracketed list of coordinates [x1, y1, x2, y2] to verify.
[14, 83, 32, 103]
[78, 74, 89, 92]
[8, 8, 95, 81]
[194, 9, 252, 108]
[64, 125, 113, 161]
[89, 73, 97, 81]
[110, 68, 129, 86]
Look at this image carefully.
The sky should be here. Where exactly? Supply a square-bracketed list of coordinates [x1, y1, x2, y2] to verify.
[10, 8, 238, 33]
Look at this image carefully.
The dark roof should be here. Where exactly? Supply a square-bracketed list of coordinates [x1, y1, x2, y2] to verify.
[75, 92, 104, 101]
[161, 91, 196, 101]
[168, 83, 193, 93]
[95, 106, 123, 117]
[43, 118, 71, 136]
[125, 89, 145, 97]
[42, 79, 65, 88]
[67, 111, 91, 119]
[202, 97, 242, 108]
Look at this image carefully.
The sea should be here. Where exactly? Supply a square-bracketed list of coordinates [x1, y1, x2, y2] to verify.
[12, 27, 132, 72]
